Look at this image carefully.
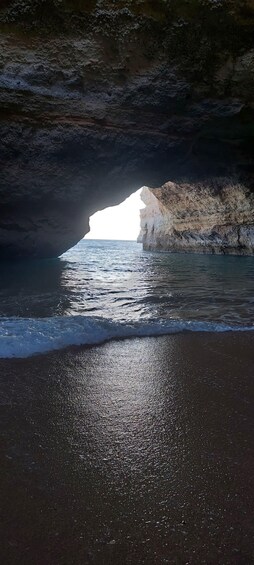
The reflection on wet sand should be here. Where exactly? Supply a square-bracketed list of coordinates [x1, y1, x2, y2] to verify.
[1, 332, 254, 564]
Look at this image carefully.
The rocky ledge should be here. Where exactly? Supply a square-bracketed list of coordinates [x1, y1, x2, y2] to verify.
[0, 1, 254, 258]
[139, 183, 254, 255]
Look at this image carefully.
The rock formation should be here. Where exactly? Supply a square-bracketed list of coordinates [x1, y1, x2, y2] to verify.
[0, 1, 254, 258]
[139, 183, 254, 255]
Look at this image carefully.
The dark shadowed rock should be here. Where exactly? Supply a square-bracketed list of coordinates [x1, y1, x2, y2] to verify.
[0, 0, 253, 257]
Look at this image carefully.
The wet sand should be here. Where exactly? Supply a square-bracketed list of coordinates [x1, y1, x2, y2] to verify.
[1, 332, 254, 564]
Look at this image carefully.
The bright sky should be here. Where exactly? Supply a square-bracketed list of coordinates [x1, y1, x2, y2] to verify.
[85, 188, 145, 241]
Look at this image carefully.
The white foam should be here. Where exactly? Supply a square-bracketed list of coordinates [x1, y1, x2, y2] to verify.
[0, 316, 253, 359]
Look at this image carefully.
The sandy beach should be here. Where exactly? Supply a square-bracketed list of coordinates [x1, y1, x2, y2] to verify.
[1, 332, 254, 564]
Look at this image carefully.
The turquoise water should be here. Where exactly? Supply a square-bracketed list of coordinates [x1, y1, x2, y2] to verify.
[0, 239, 253, 357]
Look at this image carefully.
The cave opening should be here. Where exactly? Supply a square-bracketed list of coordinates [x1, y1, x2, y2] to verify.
[84, 188, 145, 242]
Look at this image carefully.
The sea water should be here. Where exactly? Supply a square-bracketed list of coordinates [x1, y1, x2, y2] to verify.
[0, 239, 253, 357]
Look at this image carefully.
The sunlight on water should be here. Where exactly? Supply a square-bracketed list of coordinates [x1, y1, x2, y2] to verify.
[0, 239, 253, 356]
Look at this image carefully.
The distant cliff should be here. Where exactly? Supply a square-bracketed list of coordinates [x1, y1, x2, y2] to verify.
[139, 183, 254, 255]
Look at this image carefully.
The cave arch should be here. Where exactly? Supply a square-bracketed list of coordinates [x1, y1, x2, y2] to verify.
[0, 0, 253, 258]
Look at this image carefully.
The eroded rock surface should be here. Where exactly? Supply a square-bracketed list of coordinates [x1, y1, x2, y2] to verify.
[0, 1, 254, 257]
[139, 183, 254, 255]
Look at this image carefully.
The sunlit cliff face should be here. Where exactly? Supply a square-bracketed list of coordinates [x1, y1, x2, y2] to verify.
[139, 182, 254, 255]
[0, 1, 253, 258]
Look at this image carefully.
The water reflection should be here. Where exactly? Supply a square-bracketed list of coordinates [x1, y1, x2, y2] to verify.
[0, 241, 253, 325]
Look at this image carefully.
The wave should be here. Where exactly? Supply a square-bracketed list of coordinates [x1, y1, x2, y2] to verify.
[0, 316, 254, 359]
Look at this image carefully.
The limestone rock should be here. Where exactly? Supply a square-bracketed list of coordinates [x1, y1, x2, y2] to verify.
[139, 182, 254, 255]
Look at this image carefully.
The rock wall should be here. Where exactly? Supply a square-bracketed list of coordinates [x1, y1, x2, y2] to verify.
[0, 1, 254, 258]
[139, 182, 254, 255]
